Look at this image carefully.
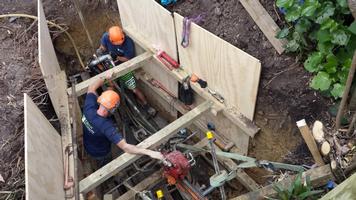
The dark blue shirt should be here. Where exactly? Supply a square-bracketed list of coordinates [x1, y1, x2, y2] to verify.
[101, 32, 135, 61]
[82, 93, 122, 157]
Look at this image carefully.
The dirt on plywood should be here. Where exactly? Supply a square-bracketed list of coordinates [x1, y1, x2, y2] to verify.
[170, 0, 333, 178]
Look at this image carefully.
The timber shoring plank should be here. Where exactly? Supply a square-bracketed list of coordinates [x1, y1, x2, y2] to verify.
[116, 170, 162, 200]
[67, 52, 152, 96]
[232, 165, 334, 200]
[25, 94, 66, 199]
[79, 101, 213, 194]
[238, 0, 287, 54]
[319, 172, 356, 200]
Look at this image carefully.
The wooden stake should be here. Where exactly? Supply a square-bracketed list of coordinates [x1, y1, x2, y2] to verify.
[297, 119, 325, 166]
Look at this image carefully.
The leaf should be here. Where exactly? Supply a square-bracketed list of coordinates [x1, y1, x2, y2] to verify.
[311, 71, 332, 91]
[331, 30, 350, 45]
[285, 39, 300, 52]
[295, 18, 312, 33]
[301, 1, 320, 17]
[293, 172, 303, 195]
[276, 0, 294, 9]
[317, 29, 332, 43]
[331, 83, 345, 98]
[315, 3, 335, 24]
[336, 0, 348, 8]
[304, 52, 324, 72]
[321, 18, 338, 31]
[317, 42, 334, 54]
[298, 190, 324, 199]
[285, 5, 302, 22]
[276, 27, 290, 39]
[349, 21, 356, 35]
[324, 54, 338, 73]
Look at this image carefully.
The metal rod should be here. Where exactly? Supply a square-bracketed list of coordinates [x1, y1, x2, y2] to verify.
[208, 140, 226, 200]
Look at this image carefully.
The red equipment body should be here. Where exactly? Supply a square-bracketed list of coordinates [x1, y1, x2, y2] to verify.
[163, 151, 191, 181]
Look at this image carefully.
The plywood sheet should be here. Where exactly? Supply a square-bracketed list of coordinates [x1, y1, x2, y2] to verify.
[38, 0, 66, 117]
[174, 13, 261, 120]
[117, 0, 179, 97]
[24, 93, 65, 200]
[117, 0, 177, 60]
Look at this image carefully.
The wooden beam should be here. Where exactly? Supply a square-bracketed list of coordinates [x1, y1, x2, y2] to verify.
[239, 0, 287, 54]
[67, 52, 153, 96]
[297, 119, 325, 166]
[319, 172, 356, 199]
[232, 165, 333, 200]
[116, 170, 162, 200]
[79, 101, 213, 194]
[223, 108, 260, 138]
[194, 139, 260, 191]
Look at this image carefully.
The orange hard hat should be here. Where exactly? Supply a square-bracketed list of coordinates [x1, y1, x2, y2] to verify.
[97, 90, 120, 110]
[109, 26, 125, 45]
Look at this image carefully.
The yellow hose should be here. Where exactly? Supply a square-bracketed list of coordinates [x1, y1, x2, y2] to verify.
[0, 13, 85, 69]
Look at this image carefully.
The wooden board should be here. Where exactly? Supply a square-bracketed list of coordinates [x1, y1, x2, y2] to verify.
[38, 0, 64, 117]
[24, 93, 65, 200]
[67, 52, 152, 96]
[174, 13, 261, 120]
[239, 0, 287, 54]
[232, 165, 333, 200]
[319, 172, 356, 200]
[79, 101, 213, 194]
[117, 0, 177, 60]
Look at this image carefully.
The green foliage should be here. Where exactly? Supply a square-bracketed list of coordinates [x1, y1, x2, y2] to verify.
[269, 172, 323, 200]
[276, 0, 355, 99]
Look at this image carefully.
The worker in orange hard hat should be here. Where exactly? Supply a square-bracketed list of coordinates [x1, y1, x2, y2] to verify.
[96, 25, 157, 116]
[82, 72, 163, 168]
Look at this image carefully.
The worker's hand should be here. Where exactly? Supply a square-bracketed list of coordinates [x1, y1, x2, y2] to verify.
[96, 48, 104, 57]
[148, 150, 164, 160]
[116, 56, 129, 62]
[104, 71, 113, 80]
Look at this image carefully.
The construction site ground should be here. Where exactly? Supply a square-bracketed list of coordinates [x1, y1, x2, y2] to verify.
[0, 0, 335, 199]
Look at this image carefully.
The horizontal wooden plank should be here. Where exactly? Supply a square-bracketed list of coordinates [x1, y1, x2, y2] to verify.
[239, 0, 287, 54]
[67, 52, 153, 96]
[79, 100, 213, 194]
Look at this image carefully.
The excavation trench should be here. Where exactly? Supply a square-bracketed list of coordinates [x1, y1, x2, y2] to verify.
[47, 1, 326, 199]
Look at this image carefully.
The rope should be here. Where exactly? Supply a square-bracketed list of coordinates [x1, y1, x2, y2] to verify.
[0, 13, 85, 69]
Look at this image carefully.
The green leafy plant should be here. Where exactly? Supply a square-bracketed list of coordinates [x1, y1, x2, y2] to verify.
[276, 0, 356, 98]
[268, 172, 323, 200]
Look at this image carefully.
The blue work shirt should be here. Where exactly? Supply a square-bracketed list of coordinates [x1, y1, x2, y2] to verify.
[82, 93, 123, 157]
[101, 32, 135, 62]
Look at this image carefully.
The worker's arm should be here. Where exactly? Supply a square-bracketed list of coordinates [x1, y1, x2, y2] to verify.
[116, 56, 129, 62]
[87, 71, 112, 94]
[117, 139, 164, 160]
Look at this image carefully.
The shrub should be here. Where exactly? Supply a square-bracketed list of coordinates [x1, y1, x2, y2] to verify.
[276, 0, 356, 98]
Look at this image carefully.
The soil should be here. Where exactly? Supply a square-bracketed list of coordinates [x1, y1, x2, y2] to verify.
[0, 1, 40, 199]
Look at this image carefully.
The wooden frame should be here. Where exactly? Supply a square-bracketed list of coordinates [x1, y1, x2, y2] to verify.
[67, 51, 153, 96]
[79, 101, 213, 194]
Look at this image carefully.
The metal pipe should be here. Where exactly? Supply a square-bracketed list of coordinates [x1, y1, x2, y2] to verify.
[208, 139, 226, 200]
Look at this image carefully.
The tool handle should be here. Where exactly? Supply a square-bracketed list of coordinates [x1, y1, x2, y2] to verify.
[161, 51, 179, 68]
